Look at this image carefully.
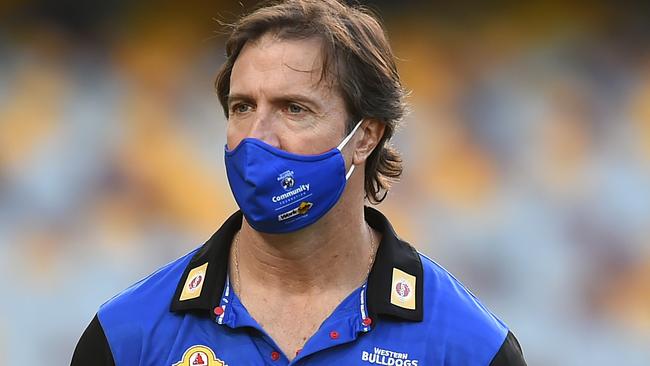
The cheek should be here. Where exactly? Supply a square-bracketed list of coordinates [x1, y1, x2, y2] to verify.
[279, 126, 343, 155]
[226, 121, 246, 150]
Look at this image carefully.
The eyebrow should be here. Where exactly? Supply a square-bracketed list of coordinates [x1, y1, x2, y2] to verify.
[227, 93, 255, 105]
[227, 93, 323, 111]
[275, 94, 321, 109]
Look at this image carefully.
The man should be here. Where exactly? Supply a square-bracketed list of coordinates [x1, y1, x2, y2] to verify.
[72, 0, 526, 365]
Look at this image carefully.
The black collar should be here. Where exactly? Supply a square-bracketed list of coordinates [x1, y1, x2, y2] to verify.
[170, 206, 423, 322]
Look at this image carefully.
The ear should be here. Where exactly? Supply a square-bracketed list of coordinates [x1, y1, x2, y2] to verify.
[353, 119, 385, 165]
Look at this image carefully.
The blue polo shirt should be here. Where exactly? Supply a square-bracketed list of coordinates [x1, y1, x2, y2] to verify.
[72, 207, 526, 365]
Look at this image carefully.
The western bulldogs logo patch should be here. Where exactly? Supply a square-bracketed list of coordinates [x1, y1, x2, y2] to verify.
[277, 170, 295, 191]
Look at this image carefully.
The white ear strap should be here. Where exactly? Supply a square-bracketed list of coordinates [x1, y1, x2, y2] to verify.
[337, 119, 364, 151]
[339, 119, 364, 181]
[345, 164, 356, 180]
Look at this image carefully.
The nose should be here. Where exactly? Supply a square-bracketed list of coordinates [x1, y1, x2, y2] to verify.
[247, 111, 280, 148]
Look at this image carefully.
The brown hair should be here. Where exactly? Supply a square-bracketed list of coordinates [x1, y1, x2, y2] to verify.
[215, 0, 406, 203]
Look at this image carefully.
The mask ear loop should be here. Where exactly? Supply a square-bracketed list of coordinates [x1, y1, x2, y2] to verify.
[345, 164, 356, 180]
[337, 119, 364, 151]
[338, 119, 364, 180]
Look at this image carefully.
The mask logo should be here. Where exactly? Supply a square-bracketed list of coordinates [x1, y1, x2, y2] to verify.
[277, 170, 296, 191]
[172, 345, 226, 366]
[297, 201, 313, 215]
[278, 201, 313, 222]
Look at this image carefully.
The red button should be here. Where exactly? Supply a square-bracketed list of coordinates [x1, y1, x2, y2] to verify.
[213, 306, 224, 316]
[329, 330, 340, 340]
[271, 351, 280, 361]
[362, 317, 372, 326]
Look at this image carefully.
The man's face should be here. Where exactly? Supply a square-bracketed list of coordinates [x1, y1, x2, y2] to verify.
[226, 33, 350, 155]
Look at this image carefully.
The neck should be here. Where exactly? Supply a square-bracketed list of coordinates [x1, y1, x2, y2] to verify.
[231, 200, 378, 296]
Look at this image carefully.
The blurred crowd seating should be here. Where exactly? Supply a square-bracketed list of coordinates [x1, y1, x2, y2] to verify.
[0, 1, 649, 364]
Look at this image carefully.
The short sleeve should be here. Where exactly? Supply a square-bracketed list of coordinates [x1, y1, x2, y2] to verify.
[489, 331, 527, 366]
[71, 314, 116, 366]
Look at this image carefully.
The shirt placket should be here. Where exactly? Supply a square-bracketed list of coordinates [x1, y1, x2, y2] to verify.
[214, 275, 290, 365]
[290, 283, 374, 365]
[214, 277, 375, 365]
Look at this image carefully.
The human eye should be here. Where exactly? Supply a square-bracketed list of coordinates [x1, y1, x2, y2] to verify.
[230, 103, 253, 115]
[286, 103, 308, 115]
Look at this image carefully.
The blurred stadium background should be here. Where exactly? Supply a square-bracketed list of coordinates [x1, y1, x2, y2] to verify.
[1, 0, 649, 364]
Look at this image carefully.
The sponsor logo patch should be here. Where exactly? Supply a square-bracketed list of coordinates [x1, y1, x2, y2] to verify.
[179, 263, 208, 301]
[188, 274, 203, 291]
[390, 268, 416, 310]
[278, 201, 313, 222]
[172, 345, 226, 366]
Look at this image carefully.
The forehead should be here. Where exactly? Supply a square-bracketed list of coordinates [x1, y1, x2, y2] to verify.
[229, 33, 336, 97]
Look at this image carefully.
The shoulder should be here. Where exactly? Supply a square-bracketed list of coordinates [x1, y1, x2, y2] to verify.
[94, 247, 200, 360]
[99, 247, 199, 321]
[418, 253, 525, 365]
[419, 252, 507, 334]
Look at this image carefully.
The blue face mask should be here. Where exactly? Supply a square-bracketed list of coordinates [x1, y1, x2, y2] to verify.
[224, 120, 363, 234]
